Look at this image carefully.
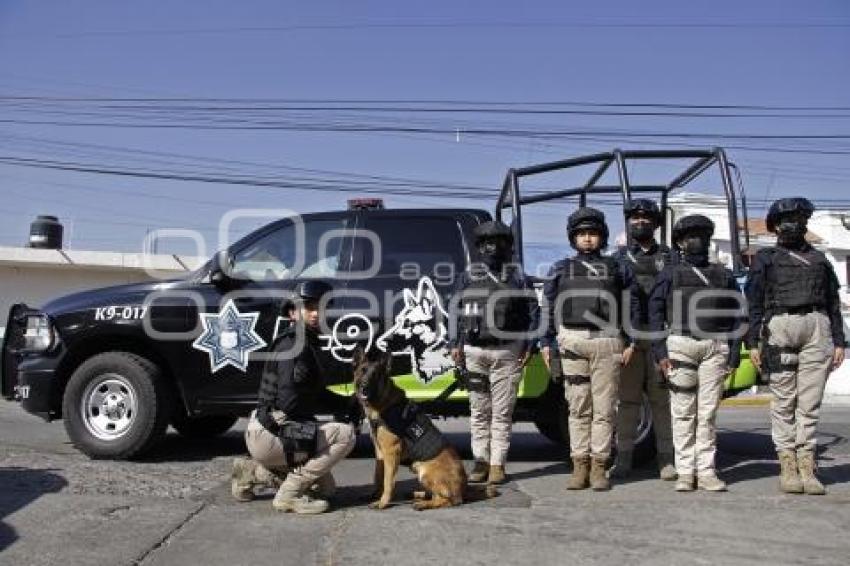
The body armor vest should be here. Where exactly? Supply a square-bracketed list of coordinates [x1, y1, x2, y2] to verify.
[558, 256, 620, 329]
[462, 270, 530, 345]
[624, 247, 669, 296]
[764, 247, 829, 312]
[376, 401, 446, 462]
[666, 263, 736, 335]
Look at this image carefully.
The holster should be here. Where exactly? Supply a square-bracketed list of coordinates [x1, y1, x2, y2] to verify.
[762, 345, 799, 375]
[279, 420, 319, 465]
[455, 366, 489, 393]
[561, 348, 591, 386]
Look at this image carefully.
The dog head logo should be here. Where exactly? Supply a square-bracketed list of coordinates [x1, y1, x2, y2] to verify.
[375, 276, 453, 382]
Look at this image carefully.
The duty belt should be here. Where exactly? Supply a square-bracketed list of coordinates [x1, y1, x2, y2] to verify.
[772, 305, 826, 316]
[665, 359, 699, 393]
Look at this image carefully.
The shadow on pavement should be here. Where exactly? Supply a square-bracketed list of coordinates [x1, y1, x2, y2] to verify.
[0, 467, 67, 552]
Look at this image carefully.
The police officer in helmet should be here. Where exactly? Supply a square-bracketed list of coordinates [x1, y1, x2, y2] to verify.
[648, 215, 743, 492]
[542, 207, 640, 491]
[745, 197, 845, 495]
[449, 220, 538, 485]
[233, 281, 361, 514]
[611, 199, 676, 481]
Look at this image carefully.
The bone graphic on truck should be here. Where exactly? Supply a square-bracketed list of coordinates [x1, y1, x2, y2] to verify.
[375, 276, 453, 382]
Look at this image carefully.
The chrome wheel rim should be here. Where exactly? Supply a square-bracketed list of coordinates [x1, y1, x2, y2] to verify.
[80, 374, 138, 440]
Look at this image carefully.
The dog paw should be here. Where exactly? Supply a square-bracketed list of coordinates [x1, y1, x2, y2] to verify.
[412, 490, 427, 501]
[413, 501, 428, 511]
[369, 500, 390, 510]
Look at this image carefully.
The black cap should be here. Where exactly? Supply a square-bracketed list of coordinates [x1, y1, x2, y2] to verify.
[624, 198, 662, 224]
[765, 197, 815, 232]
[473, 220, 513, 244]
[672, 214, 714, 241]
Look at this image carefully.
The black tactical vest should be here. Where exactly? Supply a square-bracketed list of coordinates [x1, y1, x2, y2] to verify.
[624, 247, 670, 297]
[666, 263, 737, 334]
[462, 270, 530, 345]
[557, 256, 621, 329]
[764, 247, 829, 312]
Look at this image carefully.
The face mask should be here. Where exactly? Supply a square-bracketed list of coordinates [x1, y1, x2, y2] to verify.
[776, 219, 806, 243]
[629, 222, 655, 242]
[478, 239, 511, 269]
[680, 234, 709, 256]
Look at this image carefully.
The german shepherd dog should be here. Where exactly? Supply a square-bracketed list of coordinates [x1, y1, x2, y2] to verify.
[352, 346, 496, 510]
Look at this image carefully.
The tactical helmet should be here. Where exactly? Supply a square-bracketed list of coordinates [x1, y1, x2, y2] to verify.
[765, 197, 815, 233]
[296, 280, 334, 303]
[567, 206, 609, 248]
[624, 198, 662, 224]
[473, 220, 514, 244]
[672, 214, 714, 242]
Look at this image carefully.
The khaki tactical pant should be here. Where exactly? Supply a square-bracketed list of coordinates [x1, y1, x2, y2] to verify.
[765, 312, 833, 454]
[245, 411, 356, 491]
[464, 342, 524, 466]
[557, 328, 624, 459]
[666, 335, 729, 476]
[617, 341, 674, 455]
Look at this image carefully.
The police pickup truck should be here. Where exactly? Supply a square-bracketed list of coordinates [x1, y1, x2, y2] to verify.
[1, 202, 574, 459]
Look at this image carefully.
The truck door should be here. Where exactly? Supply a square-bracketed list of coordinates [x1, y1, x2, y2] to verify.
[184, 214, 356, 413]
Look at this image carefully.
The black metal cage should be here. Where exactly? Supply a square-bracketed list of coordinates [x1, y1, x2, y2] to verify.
[494, 148, 750, 273]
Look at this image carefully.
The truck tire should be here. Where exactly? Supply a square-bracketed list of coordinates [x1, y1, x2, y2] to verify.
[533, 382, 570, 447]
[171, 413, 238, 439]
[62, 352, 173, 460]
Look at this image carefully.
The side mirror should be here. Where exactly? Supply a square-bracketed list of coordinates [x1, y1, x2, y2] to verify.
[209, 250, 233, 286]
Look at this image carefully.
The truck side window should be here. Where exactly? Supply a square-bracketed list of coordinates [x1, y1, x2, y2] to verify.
[231, 218, 351, 281]
[364, 217, 464, 280]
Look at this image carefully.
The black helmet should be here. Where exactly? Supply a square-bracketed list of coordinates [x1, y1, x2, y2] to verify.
[473, 220, 513, 244]
[296, 280, 334, 302]
[624, 198, 662, 224]
[765, 197, 814, 233]
[568, 207, 609, 248]
[672, 214, 714, 242]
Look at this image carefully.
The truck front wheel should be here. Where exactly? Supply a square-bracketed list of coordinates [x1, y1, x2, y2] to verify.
[62, 352, 173, 459]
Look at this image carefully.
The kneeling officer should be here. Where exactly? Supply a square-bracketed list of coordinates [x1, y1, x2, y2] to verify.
[234, 281, 359, 514]
[450, 220, 538, 485]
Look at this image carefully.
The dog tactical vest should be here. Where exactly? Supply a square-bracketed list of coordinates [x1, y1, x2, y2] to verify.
[666, 263, 736, 334]
[764, 247, 830, 313]
[378, 401, 446, 462]
[558, 256, 620, 328]
[462, 270, 530, 345]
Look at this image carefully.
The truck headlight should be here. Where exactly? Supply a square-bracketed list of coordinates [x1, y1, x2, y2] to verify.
[22, 314, 55, 352]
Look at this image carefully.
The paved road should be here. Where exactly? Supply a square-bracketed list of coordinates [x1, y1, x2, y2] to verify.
[2, 400, 849, 566]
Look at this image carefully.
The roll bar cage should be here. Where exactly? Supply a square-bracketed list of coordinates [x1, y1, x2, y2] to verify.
[494, 148, 750, 274]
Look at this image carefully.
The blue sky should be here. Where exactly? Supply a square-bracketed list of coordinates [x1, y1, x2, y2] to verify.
[0, 0, 848, 257]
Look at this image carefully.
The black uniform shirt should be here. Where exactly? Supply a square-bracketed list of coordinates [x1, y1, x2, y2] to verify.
[744, 243, 846, 348]
[255, 326, 349, 433]
[612, 240, 678, 326]
[648, 254, 742, 362]
[447, 264, 539, 350]
[542, 251, 642, 349]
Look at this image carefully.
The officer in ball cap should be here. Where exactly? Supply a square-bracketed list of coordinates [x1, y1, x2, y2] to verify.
[745, 197, 845, 495]
[542, 207, 641, 491]
[449, 220, 538, 485]
[233, 280, 362, 514]
[611, 198, 677, 481]
[648, 215, 744, 492]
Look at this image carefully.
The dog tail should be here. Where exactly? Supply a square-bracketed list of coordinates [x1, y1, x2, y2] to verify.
[463, 483, 499, 502]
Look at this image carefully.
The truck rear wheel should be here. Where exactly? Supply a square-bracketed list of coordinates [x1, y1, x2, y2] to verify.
[171, 413, 238, 439]
[62, 352, 173, 459]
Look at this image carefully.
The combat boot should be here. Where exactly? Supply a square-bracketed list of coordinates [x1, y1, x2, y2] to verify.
[311, 473, 337, 499]
[488, 465, 507, 485]
[798, 451, 826, 495]
[777, 450, 803, 494]
[273, 486, 329, 514]
[231, 457, 259, 502]
[469, 460, 489, 483]
[590, 457, 611, 491]
[607, 450, 632, 479]
[675, 473, 695, 492]
[567, 456, 590, 490]
[697, 472, 727, 492]
[658, 453, 677, 481]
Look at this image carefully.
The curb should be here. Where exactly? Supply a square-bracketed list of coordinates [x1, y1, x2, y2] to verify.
[721, 395, 771, 407]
